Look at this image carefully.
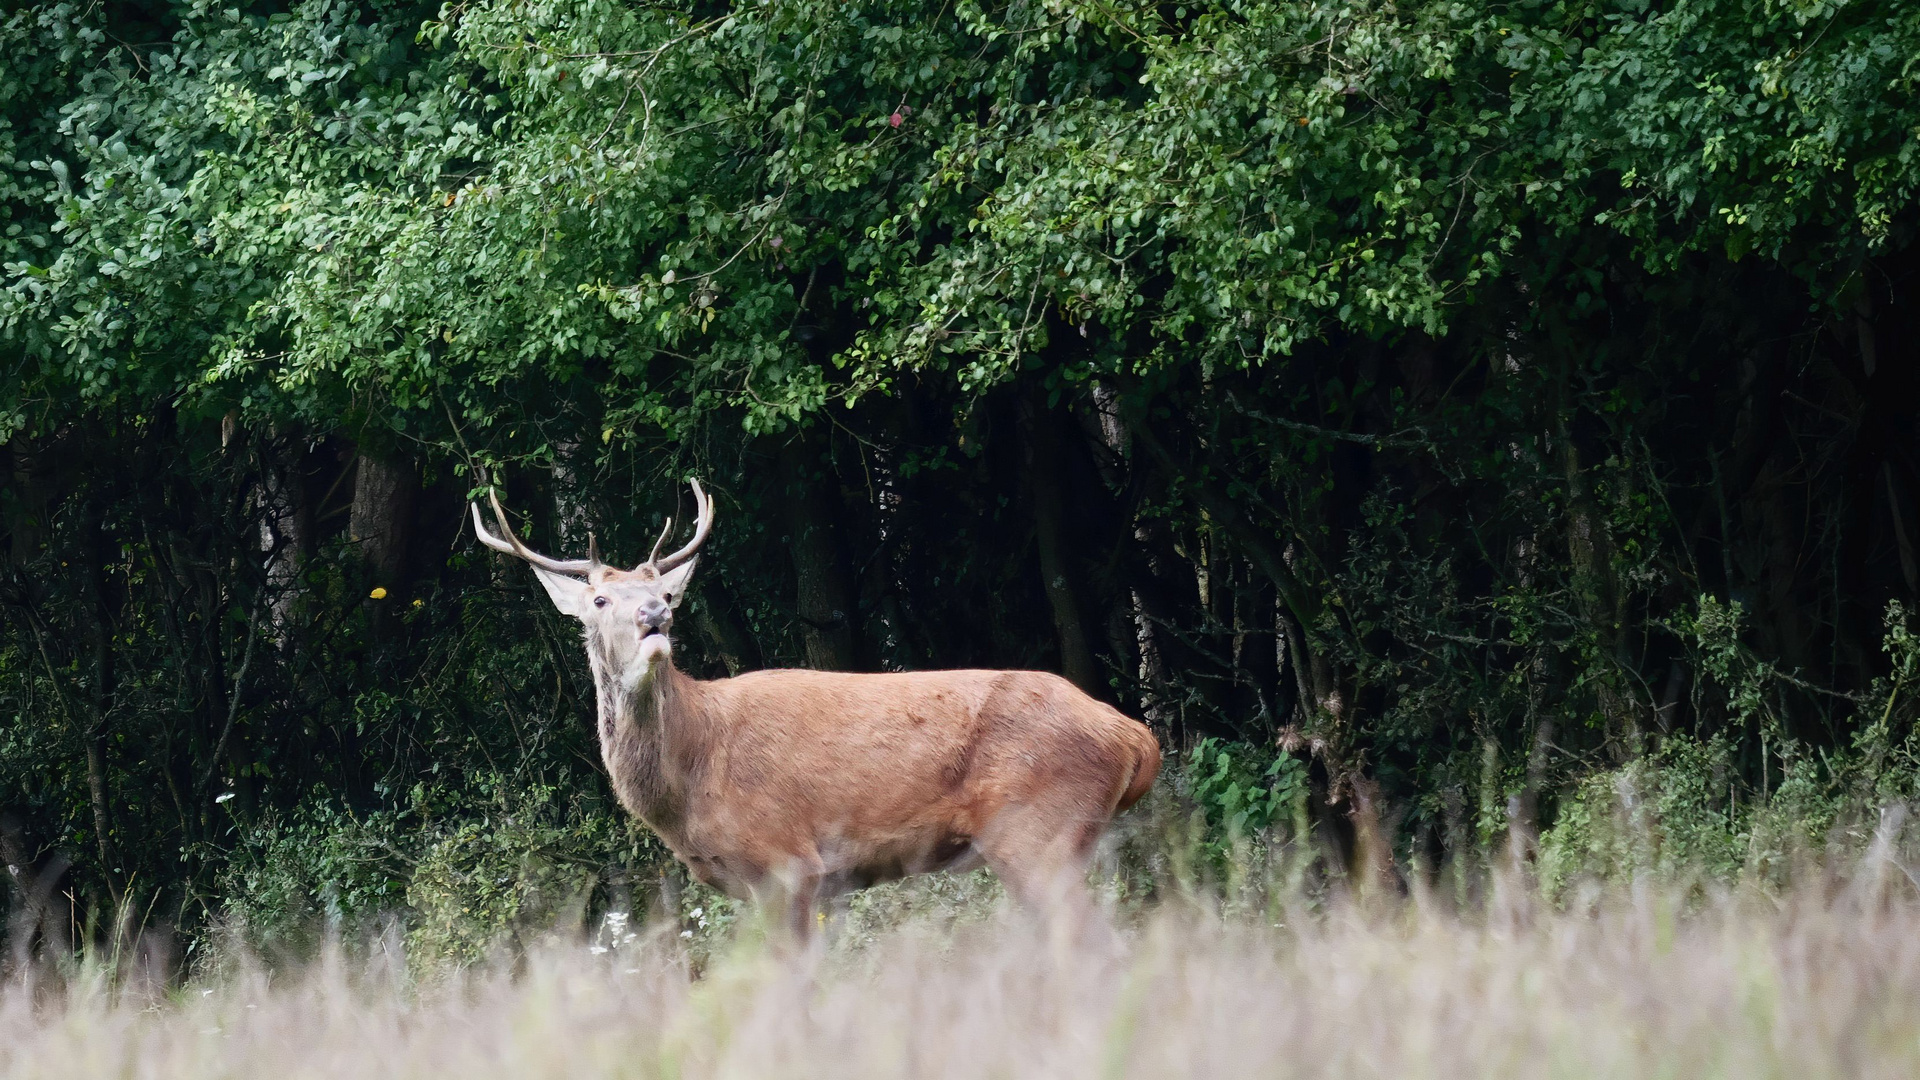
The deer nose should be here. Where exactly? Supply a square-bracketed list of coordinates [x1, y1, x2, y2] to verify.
[637, 599, 670, 630]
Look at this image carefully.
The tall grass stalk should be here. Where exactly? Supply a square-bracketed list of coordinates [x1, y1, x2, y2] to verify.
[7, 854, 1920, 1079]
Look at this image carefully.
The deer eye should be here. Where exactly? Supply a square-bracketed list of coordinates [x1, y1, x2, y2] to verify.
[593, 596, 608, 608]
[662, 593, 674, 603]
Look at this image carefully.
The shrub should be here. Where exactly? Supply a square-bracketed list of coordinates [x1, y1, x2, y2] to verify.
[1181, 737, 1310, 861]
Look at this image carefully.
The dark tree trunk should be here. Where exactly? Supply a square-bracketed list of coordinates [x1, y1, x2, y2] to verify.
[1233, 563, 1282, 727]
[349, 450, 419, 592]
[1021, 394, 1103, 696]
[688, 577, 762, 677]
[777, 429, 861, 671]
[1559, 388, 1635, 750]
[79, 503, 118, 900]
[259, 433, 312, 637]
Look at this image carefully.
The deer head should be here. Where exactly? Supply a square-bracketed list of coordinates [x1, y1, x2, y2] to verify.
[471, 480, 713, 687]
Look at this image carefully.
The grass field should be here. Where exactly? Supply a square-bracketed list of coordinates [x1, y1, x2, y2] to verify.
[5, 857, 1920, 1080]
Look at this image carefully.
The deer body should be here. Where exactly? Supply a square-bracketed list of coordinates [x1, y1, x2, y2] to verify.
[600, 662, 1158, 902]
[474, 481, 1160, 932]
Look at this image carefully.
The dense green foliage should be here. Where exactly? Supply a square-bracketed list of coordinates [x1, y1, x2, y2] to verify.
[5, 0, 1920, 946]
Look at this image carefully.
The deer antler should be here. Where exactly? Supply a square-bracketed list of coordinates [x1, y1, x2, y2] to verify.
[647, 517, 674, 567]
[642, 480, 713, 573]
[471, 487, 601, 575]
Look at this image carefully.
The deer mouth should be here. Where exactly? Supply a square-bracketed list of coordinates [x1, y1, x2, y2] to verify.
[635, 625, 673, 667]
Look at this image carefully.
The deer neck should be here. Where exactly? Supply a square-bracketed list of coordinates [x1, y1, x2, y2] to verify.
[585, 644, 705, 833]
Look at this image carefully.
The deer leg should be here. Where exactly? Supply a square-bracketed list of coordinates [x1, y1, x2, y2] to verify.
[750, 854, 824, 950]
[974, 800, 1104, 910]
[784, 879, 820, 944]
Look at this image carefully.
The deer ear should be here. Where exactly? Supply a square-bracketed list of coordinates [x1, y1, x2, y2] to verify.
[657, 557, 698, 607]
[529, 565, 592, 619]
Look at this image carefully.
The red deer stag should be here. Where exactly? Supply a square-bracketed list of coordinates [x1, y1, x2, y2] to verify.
[471, 480, 1159, 935]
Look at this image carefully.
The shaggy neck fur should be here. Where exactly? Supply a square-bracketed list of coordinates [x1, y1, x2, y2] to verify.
[582, 629, 701, 833]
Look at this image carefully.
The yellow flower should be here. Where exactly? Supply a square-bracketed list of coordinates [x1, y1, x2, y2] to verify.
[369, 587, 388, 600]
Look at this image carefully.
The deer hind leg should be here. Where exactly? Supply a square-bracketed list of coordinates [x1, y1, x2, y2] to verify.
[973, 797, 1106, 911]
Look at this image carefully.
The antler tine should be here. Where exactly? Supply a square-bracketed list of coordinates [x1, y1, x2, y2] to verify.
[645, 516, 673, 568]
[471, 487, 600, 575]
[652, 479, 714, 572]
[470, 502, 519, 557]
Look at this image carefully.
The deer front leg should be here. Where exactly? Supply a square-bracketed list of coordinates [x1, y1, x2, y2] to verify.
[782, 878, 821, 944]
[751, 853, 825, 950]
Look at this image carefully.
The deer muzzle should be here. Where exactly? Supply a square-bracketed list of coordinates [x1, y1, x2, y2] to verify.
[637, 599, 671, 637]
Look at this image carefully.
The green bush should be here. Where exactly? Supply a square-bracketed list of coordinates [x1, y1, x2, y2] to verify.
[1182, 737, 1310, 860]
[1536, 734, 1743, 898]
[217, 800, 416, 956]
[214, 777, 664, 970]
[1537, 601, 1920, 899]
[401, 784, 656, 969]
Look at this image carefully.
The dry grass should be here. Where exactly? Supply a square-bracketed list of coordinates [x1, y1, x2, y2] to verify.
[6, 862, 1920, 1080]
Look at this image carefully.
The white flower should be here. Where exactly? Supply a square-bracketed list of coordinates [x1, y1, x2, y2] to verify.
[679, 930, 693, 939]
[589, 945, 608, 955]
[689, 906, 703, 919]
[214, 792, 235, 804]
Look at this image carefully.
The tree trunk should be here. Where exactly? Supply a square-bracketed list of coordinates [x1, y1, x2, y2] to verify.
[346, 449, 418, 801]
[258, 435, 311, 638]
[1560, 414, 1636, 750]
[777, 430, 860, 671]
[551, 439, 595, 554]
[1021, 394, 1103, 696]
[79, 511, 118, 899]
[688, 578, 761, 677]
[349, 451, 419, 592]
[1234, 565, 1282, 726]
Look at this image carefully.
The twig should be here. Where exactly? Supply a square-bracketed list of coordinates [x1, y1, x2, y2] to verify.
[200, 575, 273, 791]
[1224, 392, 1433, 451]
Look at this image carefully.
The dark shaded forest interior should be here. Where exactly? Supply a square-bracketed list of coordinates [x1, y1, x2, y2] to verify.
[6, 0, 1920, 950]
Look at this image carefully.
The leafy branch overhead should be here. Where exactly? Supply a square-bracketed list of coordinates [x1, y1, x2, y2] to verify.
[10, 0, 1915, 442]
